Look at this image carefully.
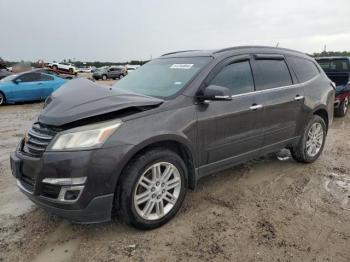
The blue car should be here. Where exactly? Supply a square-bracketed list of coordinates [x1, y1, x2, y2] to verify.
[0, 71, 67, 105]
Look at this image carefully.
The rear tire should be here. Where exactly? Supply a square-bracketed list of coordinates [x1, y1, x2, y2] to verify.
[0, 92, 6, 105]
[102, 74, 107, 80]
[291, 115, 327, 163]
[116, 148, 187, 230]
[69, 68, 74, 74]
[334, 97, 348, 117]
[52, 65, 58, 71]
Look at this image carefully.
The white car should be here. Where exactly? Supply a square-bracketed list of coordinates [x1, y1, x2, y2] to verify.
[49, 62, 78, 74]
[126, 64, 141, 73]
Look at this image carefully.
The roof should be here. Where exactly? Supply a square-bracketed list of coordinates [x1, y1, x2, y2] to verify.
[161, 45, 308, 58]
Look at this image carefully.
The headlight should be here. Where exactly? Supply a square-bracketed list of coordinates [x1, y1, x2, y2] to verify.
[48, 120, 122, 151]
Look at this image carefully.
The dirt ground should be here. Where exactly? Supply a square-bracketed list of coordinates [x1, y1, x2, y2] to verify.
[0, 93, 350, 261]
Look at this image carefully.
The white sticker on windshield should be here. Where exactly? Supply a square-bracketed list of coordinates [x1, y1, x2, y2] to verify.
[170, 64, 194, 69]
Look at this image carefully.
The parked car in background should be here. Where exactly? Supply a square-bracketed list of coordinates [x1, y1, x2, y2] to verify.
[92, 66, 127, 80]
[126, 64, 140, 73]
[10, 46, 334, 229]
[0, 71, 67, 105]
[0, 64, 12, 79]
[316, 57, 350, 117]
[78, 66, 96, 73]
[48, 62, 78, 74]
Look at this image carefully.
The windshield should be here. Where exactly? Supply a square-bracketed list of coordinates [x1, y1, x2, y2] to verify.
[0, 74, 17, 83]
[317, 59, 350, 72]
[113, 57, 211, 98]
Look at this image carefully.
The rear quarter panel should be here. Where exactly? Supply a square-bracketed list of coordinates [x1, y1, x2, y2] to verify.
[304, 73, 335, 128]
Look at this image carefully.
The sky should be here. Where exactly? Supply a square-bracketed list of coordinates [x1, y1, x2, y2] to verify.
[1, 0, 350, 62]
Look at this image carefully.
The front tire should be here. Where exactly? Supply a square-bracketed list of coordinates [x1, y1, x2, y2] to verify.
[117, 148, 187, 230]
[0, 92, 6, 105]
[291, 115, 327, 163]
[335, 97, 348, 117]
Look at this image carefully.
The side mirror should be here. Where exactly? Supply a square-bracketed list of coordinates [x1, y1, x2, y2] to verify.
[13, 79, 22, 84]
[197, 85, 232, 102]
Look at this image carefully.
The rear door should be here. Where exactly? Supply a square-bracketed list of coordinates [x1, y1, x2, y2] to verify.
[251, 54, 305, 152]
[196, 55, 264, 176]
[108, 68, 118, 78]
[38, 73, 57, 98]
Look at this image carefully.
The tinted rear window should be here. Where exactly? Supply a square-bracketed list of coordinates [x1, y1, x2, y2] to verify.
[254, 59, 292, 90]
[289, 57, 319, 83]
[317, 59, 349, 72]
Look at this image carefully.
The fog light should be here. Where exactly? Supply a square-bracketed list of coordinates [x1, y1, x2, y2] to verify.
[58, 185, 84, 203]
[64, 190, 81, 201]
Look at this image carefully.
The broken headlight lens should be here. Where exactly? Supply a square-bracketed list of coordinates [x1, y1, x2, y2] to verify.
[49, 120, 122, 151]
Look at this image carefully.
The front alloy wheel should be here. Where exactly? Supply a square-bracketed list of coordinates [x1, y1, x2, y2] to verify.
[117, 148, 187, 229]
[134, 162, 181, 220]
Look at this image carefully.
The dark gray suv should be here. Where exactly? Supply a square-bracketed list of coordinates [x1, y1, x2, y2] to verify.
[10, 46, 334, 229]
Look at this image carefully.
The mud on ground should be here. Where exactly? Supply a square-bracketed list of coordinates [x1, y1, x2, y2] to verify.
[0, 103, 349, 262]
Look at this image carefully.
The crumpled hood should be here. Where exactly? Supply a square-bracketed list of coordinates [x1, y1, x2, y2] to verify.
[38, 78, 163, 126]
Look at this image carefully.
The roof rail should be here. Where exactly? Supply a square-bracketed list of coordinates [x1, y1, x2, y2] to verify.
[161, 50, 200, 56]
[213, 45, 306, 56]
[214, 46, 276, 54]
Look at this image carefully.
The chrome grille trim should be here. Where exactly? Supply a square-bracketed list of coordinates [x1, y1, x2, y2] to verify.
[22, 123, 58, 157]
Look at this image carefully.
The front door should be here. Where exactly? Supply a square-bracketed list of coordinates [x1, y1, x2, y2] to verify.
[196, 56, 264, 177]
[10, 72, 44, 101]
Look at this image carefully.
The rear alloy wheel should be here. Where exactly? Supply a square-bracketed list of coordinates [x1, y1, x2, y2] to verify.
[0, 92, 5, 105]
[291, 115, 327, 163]
[117, 148, 187, 229]
[335, 97, 349, 117]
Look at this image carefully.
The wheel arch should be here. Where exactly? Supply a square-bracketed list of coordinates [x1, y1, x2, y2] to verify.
[115, 135, 198, 193]
[312, 106, 329, 130]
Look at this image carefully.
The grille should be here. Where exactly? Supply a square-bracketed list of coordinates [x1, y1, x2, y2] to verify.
[22, 123, 58, 157]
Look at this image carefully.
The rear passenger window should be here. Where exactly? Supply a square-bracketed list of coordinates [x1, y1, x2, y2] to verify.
[39, 73, 54, 81]
[289, 57, 319, 82]
[209, 61, 254, 95]
[254, 59, 292, 90]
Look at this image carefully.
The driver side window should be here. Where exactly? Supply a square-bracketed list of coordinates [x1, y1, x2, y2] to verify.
[209, 61, 255, 95]
[17, 73, 41, 83]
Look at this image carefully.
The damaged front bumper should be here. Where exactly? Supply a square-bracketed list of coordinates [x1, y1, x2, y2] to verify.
[10, 139, 131, 223]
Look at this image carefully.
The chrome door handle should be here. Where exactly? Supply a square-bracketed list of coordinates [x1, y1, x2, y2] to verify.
[294, 95, 304, 101]
[250, 104, 263, 110]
